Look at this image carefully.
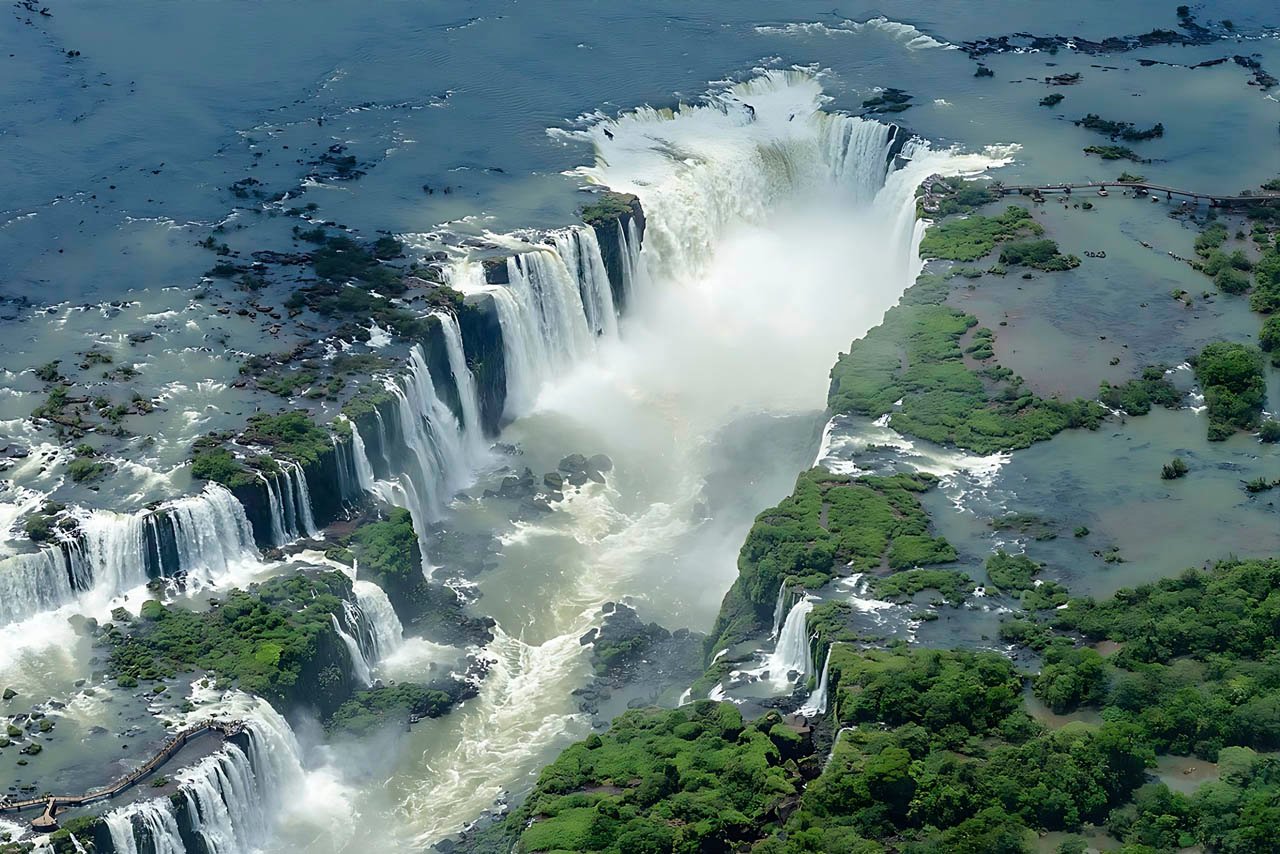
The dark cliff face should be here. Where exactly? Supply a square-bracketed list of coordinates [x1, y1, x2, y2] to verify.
[591, 196, 646, 313]
[458, 293, 507, 435]
[418, 313, 463, 426]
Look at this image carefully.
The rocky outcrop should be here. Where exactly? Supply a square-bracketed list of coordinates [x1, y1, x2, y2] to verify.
[588, 194, 645, 313]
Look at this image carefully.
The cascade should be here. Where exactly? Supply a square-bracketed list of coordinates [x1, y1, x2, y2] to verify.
[551, 228, 617, 339]
[616, 216, 648, 306]
[766, 596, 814, 687]
[103, 695, 306, 854]
[163, 485, 259, 588]
[345, 417, 377, 493]
[0, 487, 258, 629]
[332, 611, 374, 685]
[287, 461, 320, 539]
[0, 548, 79, 626]
[769, 580, 788, 640]
[332, 433, 354, 501]
[800, 645, 833, 716]
[75, 507, 150, 601]
[435, 311, 487, 458]
[353, 578, 404, 662]
[260, 462, 319, 545]
[259, 472, 287, 546]
[485, 227, 617, 416]
[371, 408, 396, 479]
[105, 799, 185, 854]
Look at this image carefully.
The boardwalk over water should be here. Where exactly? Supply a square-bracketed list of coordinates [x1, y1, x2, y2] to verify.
[0, 719, 245, 829]
[996, 181, 1280, 207]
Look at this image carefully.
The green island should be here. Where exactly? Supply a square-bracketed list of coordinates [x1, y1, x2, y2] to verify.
[705, 469, 955, 661]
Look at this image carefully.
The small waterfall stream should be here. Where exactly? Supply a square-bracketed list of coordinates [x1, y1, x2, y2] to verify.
[800, 644, 833, 716]
[767, 596, 814, 687]
[332, 610, 374, 686]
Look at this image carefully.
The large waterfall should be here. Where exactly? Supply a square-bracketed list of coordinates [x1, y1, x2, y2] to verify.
[387, 70, 1012, 845]
[353, 578, 404, 663]
[0, 485, 259, 630]
[0, 547, 85, 626]
[102, 694, 308, 854]
[160, 486, 260, 588]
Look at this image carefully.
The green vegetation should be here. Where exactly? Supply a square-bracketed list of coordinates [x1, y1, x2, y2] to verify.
[1250, 242, 1280, 314]
[488, 701, 801, 853]
[871, 568, 971, 605]
[706, 469, 952, 656]
[190, 445, 257, 489]
[66, 443, 111, 483]
[998, 238, 1080, 271]
[985, 550, 1068, 611]
[920, 177, 1000, 217]
[1099, 366, 1181, 415]
[828, 273, 1104, 454]
[1084, 145, 1143, 162]
[918, 205, 1042, 262]
[1039, 93, 1065, 107]
[1191, 342, 1266, 440]
[1259, 419, 1280, 443]
[1160, 457, 1189, 480]
[487, 647, 1163, 854]
[1259, 316, 1280, 363]
[351, 508, 420, 593]
[580, 192, 638, 227]
[341, 381, 396, 422]
[1076, 114, 1164, 142]
[103, 572, 356, 712]
[1043, 558, 1280, 753]
[241, 410, 333, 465]
[328, 683, 453, 735]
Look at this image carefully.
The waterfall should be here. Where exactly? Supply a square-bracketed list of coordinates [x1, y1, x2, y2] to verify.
[354, 578, 403, 662]
[333, 610, 374, 685]
[0, 548, 79, 625]
[486, 228, 614, 416]
[369, 408, 394, 479]
[551, 228, 617, 339]
[259, 472, 287, 545]
[163, 485, 259, 588]
[75, 507, 150, 600]
[435, 311, 487, 458]
[0, 486, 259, 629]
[261, 462, 319, 545]
[346, 417, 377, 493]
[767, 596, 814, 687]
[769, 580, 788, 640]
[181, 744, 269, 852]
[332, 434, 354, 501]
[800, 644, 832, 716]
[616, 215, 649, 307]
[340, 343, 474, 576]
[105, 799, 185, 854]
[102, 695, 307, 854]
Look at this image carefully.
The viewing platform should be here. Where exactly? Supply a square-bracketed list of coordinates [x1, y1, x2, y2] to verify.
[0, 720, 246, 830]
[995, 181, 1280, 207]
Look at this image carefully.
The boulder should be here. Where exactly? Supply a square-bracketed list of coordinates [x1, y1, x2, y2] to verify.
[1, 688, 14, 701]
[586, 453, 613, 473]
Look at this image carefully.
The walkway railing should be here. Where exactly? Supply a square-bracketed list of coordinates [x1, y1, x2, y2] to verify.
[0, 720, 245, 817]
